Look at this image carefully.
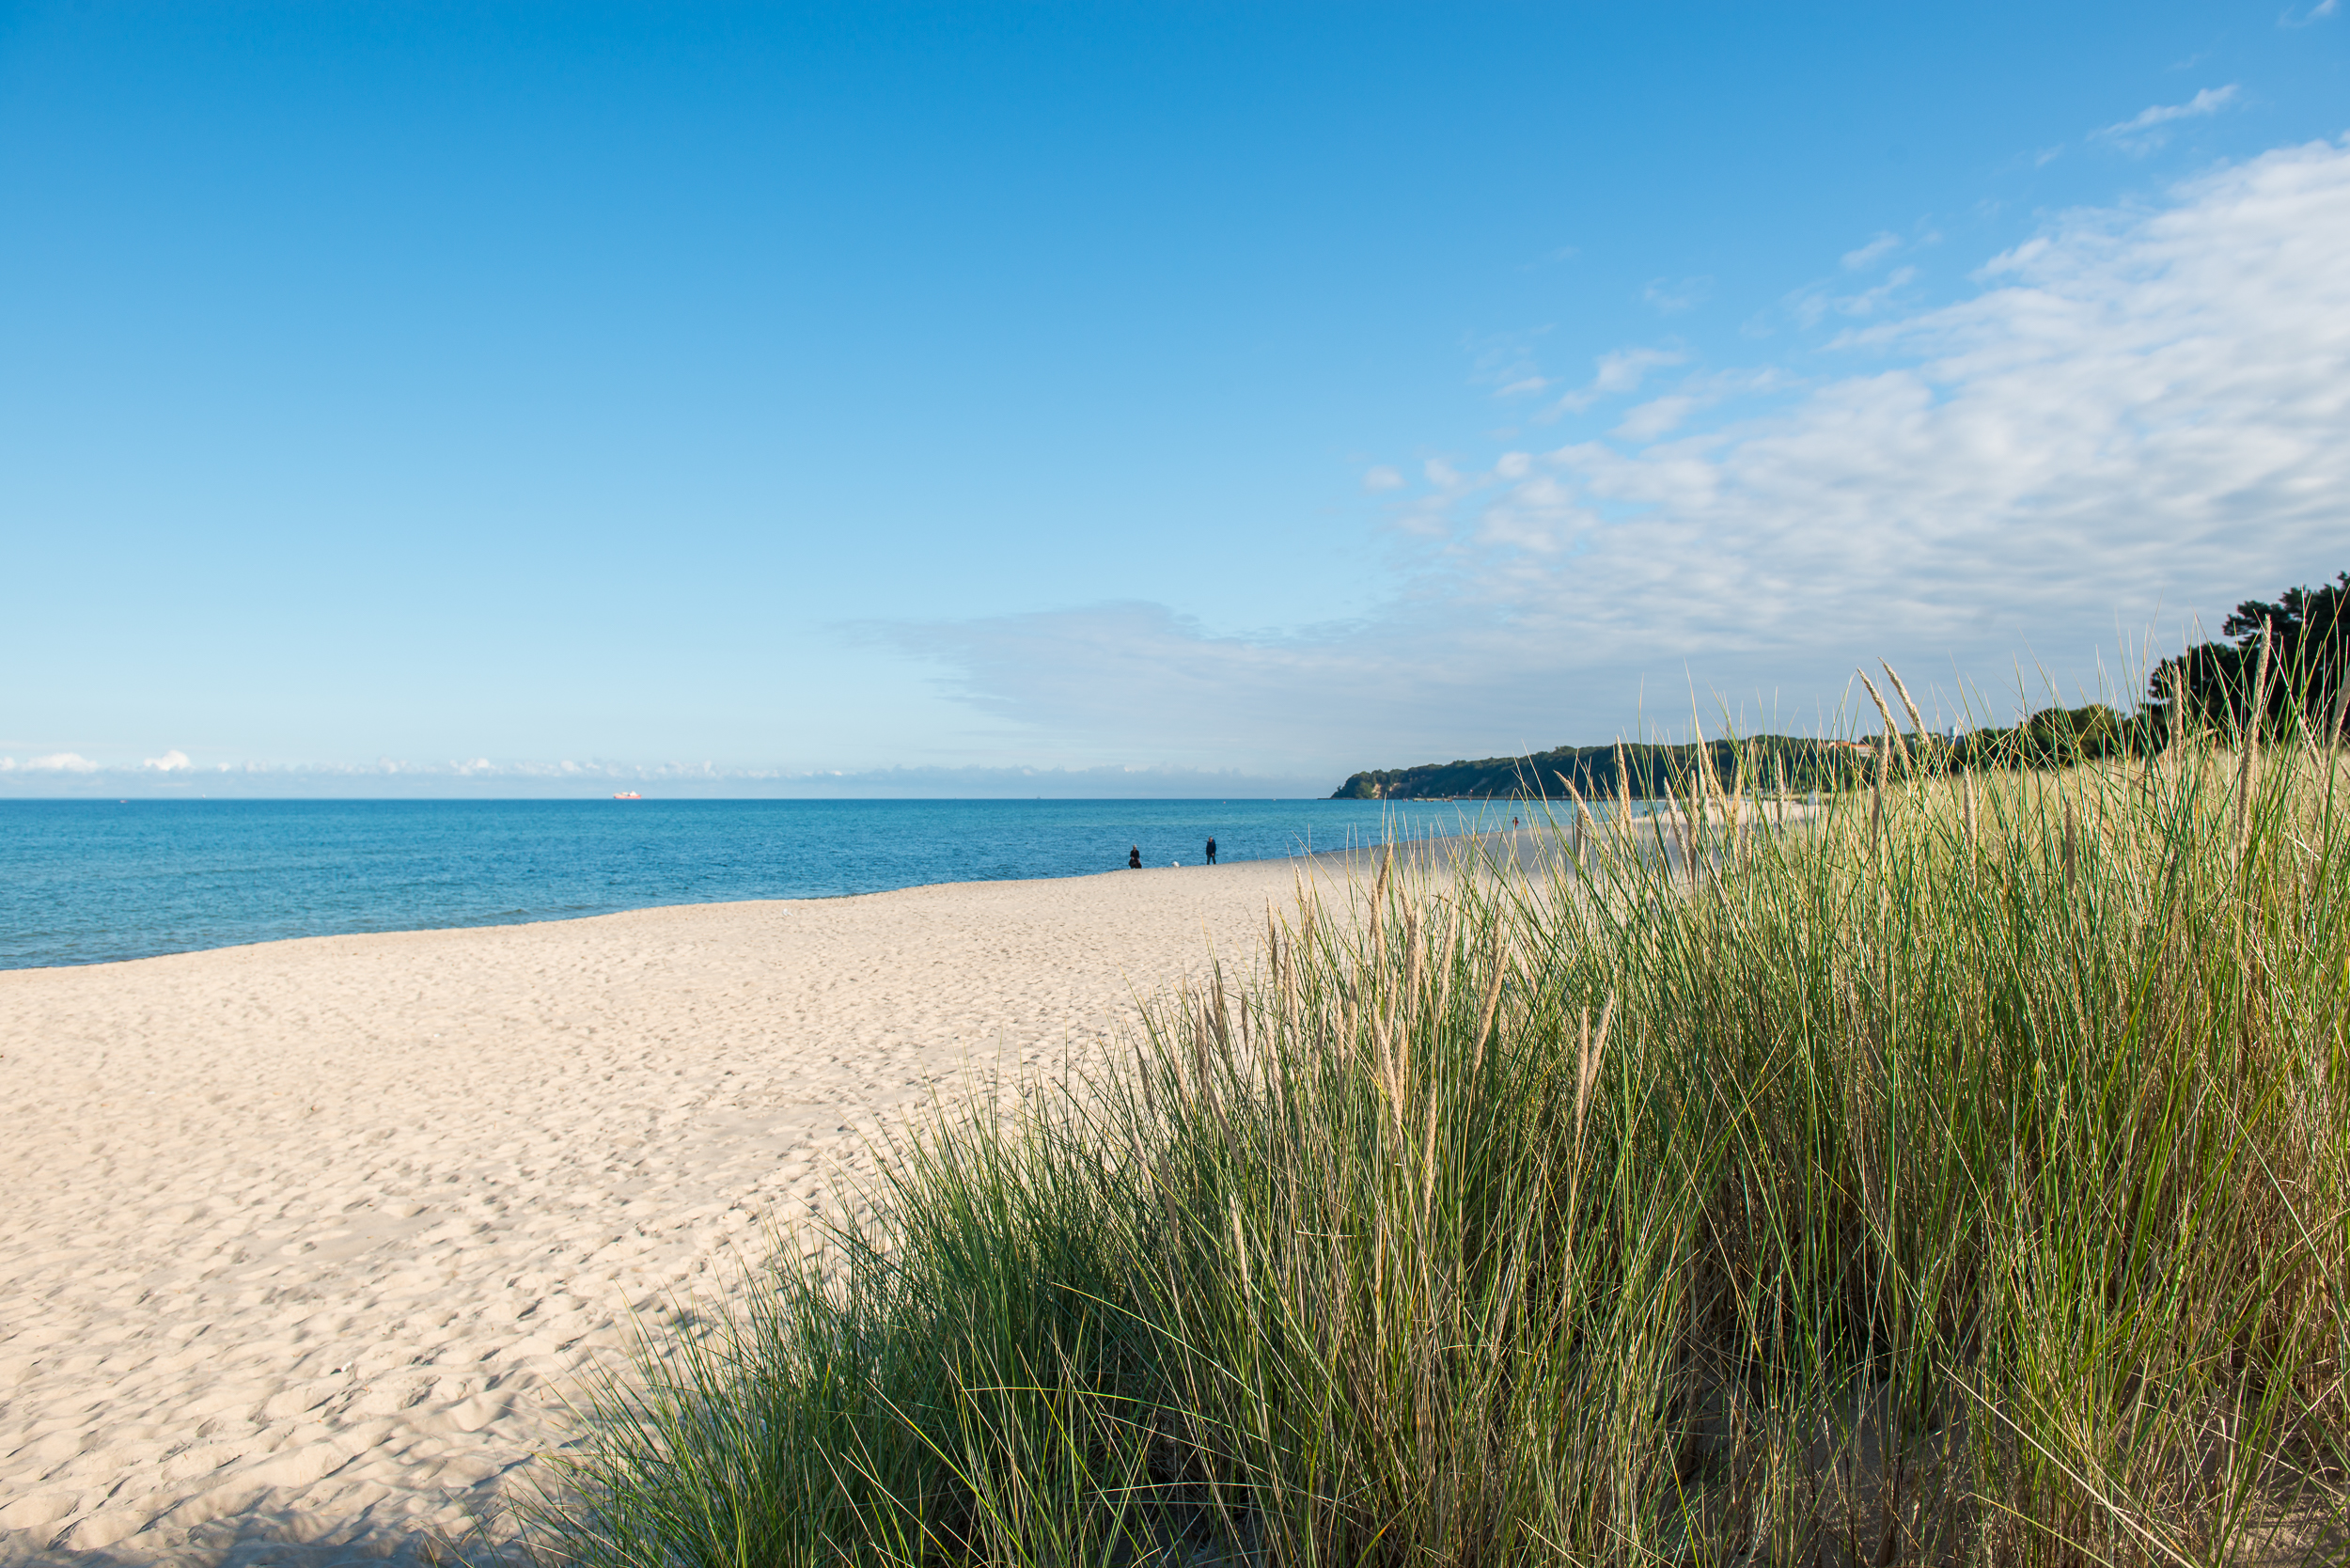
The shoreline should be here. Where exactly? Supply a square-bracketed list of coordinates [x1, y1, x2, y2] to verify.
[3, 799, 1779, 980]
[0, 824, 1530, 978]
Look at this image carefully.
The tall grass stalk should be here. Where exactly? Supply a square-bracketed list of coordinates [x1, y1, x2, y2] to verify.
[524, 710, 2350, 1566]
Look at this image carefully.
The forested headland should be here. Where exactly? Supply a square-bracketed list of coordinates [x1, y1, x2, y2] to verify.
[1330, 571, 2348, 801]
[1330, 738, 1868, 801]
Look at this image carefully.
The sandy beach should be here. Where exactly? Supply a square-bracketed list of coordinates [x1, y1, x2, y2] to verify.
[0, 853, 1389, 1567]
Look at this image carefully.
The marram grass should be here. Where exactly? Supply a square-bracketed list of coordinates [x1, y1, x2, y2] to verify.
[516, 728, 2350, 1567]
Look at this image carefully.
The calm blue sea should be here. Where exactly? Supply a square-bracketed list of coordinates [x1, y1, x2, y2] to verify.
[0, 798, 1507, 970]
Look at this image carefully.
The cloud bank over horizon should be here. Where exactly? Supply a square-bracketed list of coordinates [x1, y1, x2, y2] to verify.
[883, 135, 2350, 771]
[0, 753, 1333, 801]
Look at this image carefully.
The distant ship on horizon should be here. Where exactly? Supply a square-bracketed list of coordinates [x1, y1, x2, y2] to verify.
[611, 792, 643, 800]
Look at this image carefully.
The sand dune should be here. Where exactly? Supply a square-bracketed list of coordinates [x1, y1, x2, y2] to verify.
[0, 855, 1375, 1568]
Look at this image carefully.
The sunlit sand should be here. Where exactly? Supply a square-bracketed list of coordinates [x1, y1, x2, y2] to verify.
[0, 855, 1401, 1566]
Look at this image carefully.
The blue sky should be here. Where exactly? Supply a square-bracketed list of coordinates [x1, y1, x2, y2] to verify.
[5, 2, 2346, 796]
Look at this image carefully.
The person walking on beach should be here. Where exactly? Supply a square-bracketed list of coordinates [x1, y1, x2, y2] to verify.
[1204, 837, 1217, 865]
[1129, 844, 1142, 870]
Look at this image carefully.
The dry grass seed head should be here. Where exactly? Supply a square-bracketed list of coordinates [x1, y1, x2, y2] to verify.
[1617, 743, 1635, 845]
[1471, 929, 1509, 1080]
[1882, 662, 1931, 749]
[1574, 996, 1616, 1143]
[1857, 668, 1911, 770]
[1404, 902, 1424, 1014]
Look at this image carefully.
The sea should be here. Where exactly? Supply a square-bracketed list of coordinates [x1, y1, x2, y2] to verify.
[0, 797, 1515, 970]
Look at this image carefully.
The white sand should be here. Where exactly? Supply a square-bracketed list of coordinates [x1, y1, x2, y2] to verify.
[0, 855, 1370, 1567]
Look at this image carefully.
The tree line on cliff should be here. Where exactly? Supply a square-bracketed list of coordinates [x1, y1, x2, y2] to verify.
[1330, 571, 2348, 801]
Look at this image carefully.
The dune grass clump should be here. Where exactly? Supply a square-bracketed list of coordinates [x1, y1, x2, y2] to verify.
[525, 710, 2350, 1566]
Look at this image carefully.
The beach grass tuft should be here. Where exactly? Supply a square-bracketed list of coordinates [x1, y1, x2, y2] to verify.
[520, 690, 2350, 1565]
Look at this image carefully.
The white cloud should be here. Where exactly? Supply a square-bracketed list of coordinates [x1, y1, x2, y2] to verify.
[1592, 349, 1683, 392]
[1472, 472, 1595, 555]
[1608, 368, 1794, 442]
[877, 137, 2350, 770]
[1840, 264, 1919, 316]
[143, 748, 192, 772]
[0, 750, 1324, 798]
[1612, 395, 1700, 442]
[1515, 138, 2350, 659]
[2093, 85, 2240, 153]
[1642, 276, 1713, 314]
[26, 753, 102, 772]
[1466, 326, 1553, 397]
[1841, 233, 1903, 271]
[2280, 0, 2336, 26]
[1787, 265, 1920, 328]
[1550, 346, 1688, 414]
